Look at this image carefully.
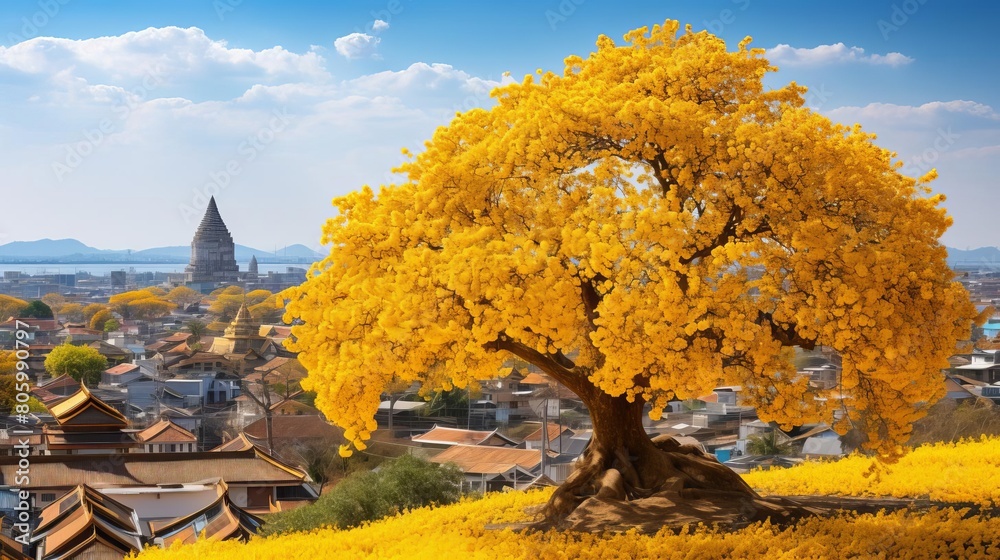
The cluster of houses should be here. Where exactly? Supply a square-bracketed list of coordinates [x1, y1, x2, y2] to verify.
[0, 273, 996, 558]
[0, 302, 339, 559]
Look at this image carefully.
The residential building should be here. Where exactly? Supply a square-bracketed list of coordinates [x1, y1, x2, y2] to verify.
[429, 444, 545, 492]
[133, 419, 198, 453]
[0, 447, 319, 515]
[20, 479, 262, 559]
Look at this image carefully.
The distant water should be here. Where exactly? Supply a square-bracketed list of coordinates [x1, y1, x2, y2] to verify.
[0, 262, 313, 276]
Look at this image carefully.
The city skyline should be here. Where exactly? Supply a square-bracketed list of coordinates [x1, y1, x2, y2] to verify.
[0, 0, 997, 250]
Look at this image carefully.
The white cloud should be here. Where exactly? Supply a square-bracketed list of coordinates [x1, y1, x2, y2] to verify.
[818, 100, 1000, 250]
[348, 62, 501, 93]
[766, 43, 914, 67]
[372, 19, 390, 32]
[0, 26, 510, 250]
[333, 32, 380, 59]
[0, 27, 329, 83]
[826, 100, 1000, 123]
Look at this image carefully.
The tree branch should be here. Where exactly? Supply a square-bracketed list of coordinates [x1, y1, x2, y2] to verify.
[485, 333, 594, 399]
[756, 311, 817, 350]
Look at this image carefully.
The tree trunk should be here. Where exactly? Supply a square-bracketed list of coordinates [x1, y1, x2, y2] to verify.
[541, 391, 761, 527]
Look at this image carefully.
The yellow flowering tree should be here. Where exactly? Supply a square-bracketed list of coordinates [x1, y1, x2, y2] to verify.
[283, 21, 977, 523]
[108, 288, 176, 320]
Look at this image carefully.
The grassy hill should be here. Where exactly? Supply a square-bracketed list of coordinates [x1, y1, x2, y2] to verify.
[135, 437, 1000, 559]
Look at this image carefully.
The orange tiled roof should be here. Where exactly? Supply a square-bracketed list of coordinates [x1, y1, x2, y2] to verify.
[105, 363, 139, 375]
[134, 419, 197, 443]
[430, 445, 542, 474]
[524, 424, 571, 443]
[412, 425, 517, 446]
[520, 372, 550, 385]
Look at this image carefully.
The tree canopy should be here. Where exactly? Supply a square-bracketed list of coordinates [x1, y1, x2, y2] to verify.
[20, 300, 53, 319]
[41, 293, 66, 314]
[82, 303, 108, 323]
[283, 21, 977, 522]
[88, 309, 114, 332]
[44, 343, 107, 386]
[166, 286, 203, 309]
[59, 302, 84, 322]
[0, 295, 28, 321]
[108, 289, 176, 320]
[0, 350, 17, 414]
[208, 287, 280, 323]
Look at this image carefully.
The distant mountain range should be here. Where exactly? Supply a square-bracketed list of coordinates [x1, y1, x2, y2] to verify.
[0, 238, 323, 263]
[1, 238, 995, 268]
[946, 246, 1000, 267]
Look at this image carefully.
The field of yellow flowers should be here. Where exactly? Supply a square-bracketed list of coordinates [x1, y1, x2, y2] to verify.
[135, 437, 1000, 560]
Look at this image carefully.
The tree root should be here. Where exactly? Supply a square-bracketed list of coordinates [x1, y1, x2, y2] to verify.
[535, 436, 826, 533]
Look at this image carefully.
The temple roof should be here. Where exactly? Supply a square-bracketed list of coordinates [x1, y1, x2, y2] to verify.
[234, 301, 253, 323]
[32, 485, 144, 559]
[48, 385, 128, 428]
[223, 301, 263, 340]
[193, 196, 232, 240]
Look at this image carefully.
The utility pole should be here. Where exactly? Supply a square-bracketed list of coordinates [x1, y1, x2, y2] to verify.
[540, 397, 548, 477]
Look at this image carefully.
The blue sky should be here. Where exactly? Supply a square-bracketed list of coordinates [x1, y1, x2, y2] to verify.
[0, 0, 997, 251]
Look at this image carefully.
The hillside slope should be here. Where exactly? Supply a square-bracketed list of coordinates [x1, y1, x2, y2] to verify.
[135, 438, 1000, 559]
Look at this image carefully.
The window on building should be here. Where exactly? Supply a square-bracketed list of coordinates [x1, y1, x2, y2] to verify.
[247, 487, 272, 508]
[169, 444, 176, 452]
[40, 493, 56, 502]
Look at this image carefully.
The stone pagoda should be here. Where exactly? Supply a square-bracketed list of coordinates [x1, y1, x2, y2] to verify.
[247, 254, 259, 282]
[210, 300, 266, 356]
[185, 196, 240, 285]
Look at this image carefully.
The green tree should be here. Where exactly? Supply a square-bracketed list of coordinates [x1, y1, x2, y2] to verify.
[103, 318, 121, 333]
[260, 455, 462, 536]
[185, 319, 207, 337]
[20, 300, 54, 319]
[44, 343, 107, 386]
[746, 430, 792, 456]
